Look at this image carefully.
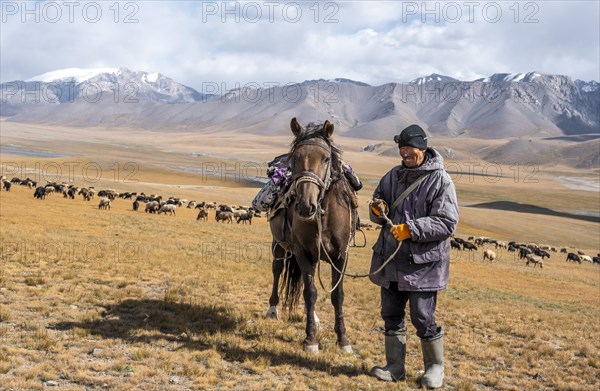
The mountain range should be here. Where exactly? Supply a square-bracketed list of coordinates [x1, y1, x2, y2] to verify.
[1, 67, 598, 167]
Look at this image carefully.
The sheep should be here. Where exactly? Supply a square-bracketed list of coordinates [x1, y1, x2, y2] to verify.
[533, 248, 550, 259]
[236, 210, 254, 225]
[44, 186, 55, 196]
[483, 249, 496, 262]
[196, 208, 209, 222]
[519, 246, 533, 260]
[145, 201, 160, 214]
[158, 204, 176, 216]
[215, 210, 233, 223]
[98, 197, 111, 210]
[33, 186, 47, 199]
[566, 252, 582, 263]
[580, 255, 593, 263]
[450, 239, 462, 250]
[495, 241, 507, 249]
[2, 181, 11, 192]
[462, 241, 477, 251]
[133, 201, 139, 211]
[218, 204, 234, 213]
[525, 254, 543, 268]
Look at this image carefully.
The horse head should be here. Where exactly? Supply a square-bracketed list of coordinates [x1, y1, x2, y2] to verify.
[289, 117, 336, 221]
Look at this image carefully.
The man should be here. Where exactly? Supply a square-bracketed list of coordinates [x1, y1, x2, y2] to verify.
[368, 124, 459, 388]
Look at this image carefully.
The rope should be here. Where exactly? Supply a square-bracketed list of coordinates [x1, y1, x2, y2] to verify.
[324, 203, 403, 279]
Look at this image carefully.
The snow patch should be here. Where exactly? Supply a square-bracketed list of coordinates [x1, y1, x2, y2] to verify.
[28, 67, 119, 83]
[146, 72, 159, 83]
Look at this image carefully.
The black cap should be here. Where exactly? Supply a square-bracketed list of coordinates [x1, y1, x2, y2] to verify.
[394, 124, 428, 149]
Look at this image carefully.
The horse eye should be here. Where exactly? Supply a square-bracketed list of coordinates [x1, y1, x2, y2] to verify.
[324, 157, 331, 163]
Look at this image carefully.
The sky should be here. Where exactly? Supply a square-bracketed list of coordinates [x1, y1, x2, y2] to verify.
[1, 0, 599, 93]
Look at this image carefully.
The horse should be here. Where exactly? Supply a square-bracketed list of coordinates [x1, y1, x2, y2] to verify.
[266, 118, 354, 354]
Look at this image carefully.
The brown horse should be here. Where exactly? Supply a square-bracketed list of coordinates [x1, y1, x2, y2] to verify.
[266, 118, 354, 354]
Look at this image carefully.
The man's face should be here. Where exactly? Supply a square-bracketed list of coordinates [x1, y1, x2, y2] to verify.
[399, 146, 425, 168]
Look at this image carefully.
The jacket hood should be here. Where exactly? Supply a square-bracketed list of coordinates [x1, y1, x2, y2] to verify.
[402, 148, 445, 172]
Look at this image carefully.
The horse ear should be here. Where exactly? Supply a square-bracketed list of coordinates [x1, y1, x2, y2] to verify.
[291, 117, 302, 136]
[322, 120, 334, 138]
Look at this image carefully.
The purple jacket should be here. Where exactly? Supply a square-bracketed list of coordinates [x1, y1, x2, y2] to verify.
[369, 148, 458, 291]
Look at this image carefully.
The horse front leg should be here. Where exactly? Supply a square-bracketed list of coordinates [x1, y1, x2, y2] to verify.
[332, 258, 352, 353]
[303, 272, 319, 353]
[266, 242, 284, 320]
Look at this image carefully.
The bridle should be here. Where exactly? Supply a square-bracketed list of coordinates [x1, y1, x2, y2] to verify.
[290, 138, 333, 213]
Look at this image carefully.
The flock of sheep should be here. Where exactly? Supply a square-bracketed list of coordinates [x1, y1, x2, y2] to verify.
[2, 175, 598, 266]
[450, 235, 600, 268]
[1, 176, 259, 225]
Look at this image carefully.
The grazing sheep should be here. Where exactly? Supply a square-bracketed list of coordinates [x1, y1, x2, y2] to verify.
[236, 210, 254, 225]
[519, 246, 533, 260]
[133, 201, 139, 211]
[483, 249, 496, 262]
[580, 255, 593, 263]
[215, 210, 233, 223]
[44, 186, 55, 196]
[158, 204, 176, 216]
[450, 239, 462, 250]
[2, 181, 11, 192]
[145, 201, 160, 214]
[533, 248, 550, 259]
[196, 208, 209, 222]
[34, 186, 47, 199]
[566, 252, 582, 263]
[525, 254, 543, 268]
[462, 241, 477, 251]
[98, 197, 111, 210]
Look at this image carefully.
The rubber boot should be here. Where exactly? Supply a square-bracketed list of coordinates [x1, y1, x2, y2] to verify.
[421, 327, 444, 389]
[369, 328, 406, 382]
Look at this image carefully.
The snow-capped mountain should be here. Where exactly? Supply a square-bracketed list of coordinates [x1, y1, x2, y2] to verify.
[1, 69, 598, 140]
[3, 67, 209, 105]
[410, 73, 459, 85]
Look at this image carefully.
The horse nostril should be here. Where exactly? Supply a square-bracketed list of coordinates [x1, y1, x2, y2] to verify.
[309, 204, 317, 216]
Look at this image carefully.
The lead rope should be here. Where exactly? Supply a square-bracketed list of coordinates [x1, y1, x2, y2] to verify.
[324, 202, 403, 279]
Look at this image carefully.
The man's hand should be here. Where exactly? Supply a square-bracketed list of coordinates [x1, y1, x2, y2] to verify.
[370, 199, 388, 217]
[390, 224, 411, 241]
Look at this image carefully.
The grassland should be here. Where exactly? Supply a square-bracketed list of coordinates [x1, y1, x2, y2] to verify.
[0, 126, 599, 390]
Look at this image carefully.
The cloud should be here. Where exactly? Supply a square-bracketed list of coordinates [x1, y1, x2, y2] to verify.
[1, 1, 598, 89]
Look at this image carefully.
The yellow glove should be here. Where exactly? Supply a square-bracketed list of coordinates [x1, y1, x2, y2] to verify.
[370, 199, 388, 216]
[390, 224, 411, 241]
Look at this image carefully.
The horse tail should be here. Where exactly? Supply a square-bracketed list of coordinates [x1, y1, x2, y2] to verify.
[280, 254, 303, 312]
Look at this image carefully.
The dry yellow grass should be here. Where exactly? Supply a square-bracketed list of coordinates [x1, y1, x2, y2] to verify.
[1, 127, 599, 390]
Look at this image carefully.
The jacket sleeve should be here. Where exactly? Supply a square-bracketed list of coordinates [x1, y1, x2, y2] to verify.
[369, 171, 391, 226]
[406, 172, 459, 242]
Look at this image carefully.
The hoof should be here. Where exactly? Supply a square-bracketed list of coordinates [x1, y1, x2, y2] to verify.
[339, 344, 353, 354]
[304, 344, 319, 354]
[265, 306, 279, 320]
